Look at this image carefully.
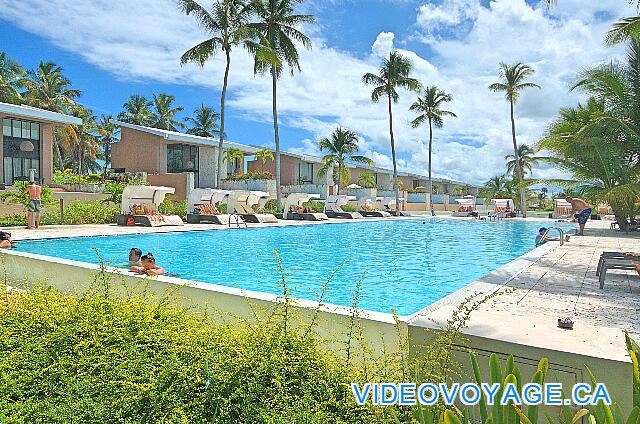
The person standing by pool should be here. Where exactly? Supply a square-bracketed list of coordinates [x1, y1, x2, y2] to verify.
[25, 181, 43, 230]
[566, 197, 591, 236]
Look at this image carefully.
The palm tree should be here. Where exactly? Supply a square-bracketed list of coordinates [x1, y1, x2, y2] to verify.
[357, 171, 376, 189]
[59, 105, 100, 181]
[243, 0, 315, 207]
[117, 95, 155, 126]
[0, 52, 26, 104]
[363, 51, 421, 215]
[23, 61, 81, 170]
[95, 115, 120, 176]
[479, 175, 511, 202]
[255, 147, 274, 172]
[410, 85, 457, 216]
[179, 0, 249, 188]
[489, 62, 540, 217]
[222, 147, 245, 175]
[151, 93, 185, 131]
[185, 104, 222, 138]
[505, 144, 543, 179]
[317, 127, 373, 195]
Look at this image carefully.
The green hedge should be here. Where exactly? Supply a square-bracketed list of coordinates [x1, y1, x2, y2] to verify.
[0, 284, 376, 423]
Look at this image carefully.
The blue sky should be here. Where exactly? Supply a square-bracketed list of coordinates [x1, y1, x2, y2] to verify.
[0, 0, 634, 184]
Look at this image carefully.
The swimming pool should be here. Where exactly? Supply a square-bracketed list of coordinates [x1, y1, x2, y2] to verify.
[15, 219, 574, 315]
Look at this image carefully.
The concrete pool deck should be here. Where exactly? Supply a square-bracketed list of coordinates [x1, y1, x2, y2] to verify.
[2, 216, 638, 409]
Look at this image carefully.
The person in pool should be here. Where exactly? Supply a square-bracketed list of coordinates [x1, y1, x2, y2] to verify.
[0, 231, 14, 249]
[139, 253, 165, 276]
[536, 227, 570, 246]
[128, 248, 144, 273]
[566, 196, 592, 236]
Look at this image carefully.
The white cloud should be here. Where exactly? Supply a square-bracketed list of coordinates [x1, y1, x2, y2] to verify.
[0, 0, 635, 185]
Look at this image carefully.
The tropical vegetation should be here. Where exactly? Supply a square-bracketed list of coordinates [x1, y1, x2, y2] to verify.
[489, 62, 540, 217]
[537, 41, 640, 230]
[179, 0, 250, 188]
[243, 0, 315, 207]
[317, 127, 373, 194]
[363, 51, 421, 214]
[410, 85, 457, 216]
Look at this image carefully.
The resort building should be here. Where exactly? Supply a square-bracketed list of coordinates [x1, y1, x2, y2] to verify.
[110, 121, 259, 199]
[0, 102, 82, 186]
[110, 121, 478, 201]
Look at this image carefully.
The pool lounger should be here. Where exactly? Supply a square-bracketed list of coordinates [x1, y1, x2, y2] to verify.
[186, 213, 243, 225]
[324, 195, 363, 219]
[241, 213, 278, 224]
[359, 210, 392, 218]
[282, 193, 329, 221]
[598, 257, 639, 289]
[451, 211, 477, 217]
[117, 214, 184, 227]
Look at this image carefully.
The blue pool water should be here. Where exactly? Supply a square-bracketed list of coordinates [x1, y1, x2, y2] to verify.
[15, 219, 575, 315]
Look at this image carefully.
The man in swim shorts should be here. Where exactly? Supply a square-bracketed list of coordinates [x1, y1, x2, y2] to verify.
[566, 196, 591, 236]
[25, 181, 43, 229]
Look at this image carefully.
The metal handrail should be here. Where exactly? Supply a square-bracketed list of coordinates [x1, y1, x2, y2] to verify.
[228, 214, 247, 229]
[541, 226, 565, 245]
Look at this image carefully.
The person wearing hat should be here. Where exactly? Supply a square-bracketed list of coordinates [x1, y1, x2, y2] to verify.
[536, 227, 570, 246]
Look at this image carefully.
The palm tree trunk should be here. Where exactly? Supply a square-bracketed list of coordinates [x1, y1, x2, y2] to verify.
[54, 142, 65, 171]
[216, 49, 231, 189]
[428, 117, 435, 217]
[510, 98, 526, 217]
[388, 94, 400, 216]
[271, 67, 282, 207]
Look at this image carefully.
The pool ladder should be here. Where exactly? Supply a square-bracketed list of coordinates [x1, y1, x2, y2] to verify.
[541, 226, 566, 245]
[229, 214, 247, 229]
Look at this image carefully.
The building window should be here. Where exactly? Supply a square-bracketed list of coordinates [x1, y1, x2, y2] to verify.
[2, 118, 41, 184]
[167, 143, 199, 187]
[412, 179, 420, 189]
[298, 162, 313, 184]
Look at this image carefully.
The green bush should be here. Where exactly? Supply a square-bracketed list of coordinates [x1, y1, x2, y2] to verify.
[0, 284, 376, 423]
[258, 198, 283, 214]
[52, 170, 105, 185]
[0, 182, 55, 207]
[61, 200, 119, 225]
[159, 199, 187, 218]
[302, 200, 325, 213]
[223, 171, 274, 181]
[341, 203, 357, 213]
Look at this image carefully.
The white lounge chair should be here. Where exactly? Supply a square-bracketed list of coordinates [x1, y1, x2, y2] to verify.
[283, 193, 328, 221]
[118, 185, 184, 227]
[452, 197, 478, 217]
[357, 196, 391, 218]
[380, 197, 407, 216]
[552, 199, 573, 219]
[228, 190, 278, 223]
[186, 188, 244, 225]
[488, 199, 515, 220]
[324, 195, 362, 219]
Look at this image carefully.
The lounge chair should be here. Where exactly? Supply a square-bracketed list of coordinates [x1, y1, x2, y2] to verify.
[357, 197, 391, 218]
[228, 190, 278, 223]
[118, 185, 184, 227]
[324, 195, 362, 219]
[380, 197, 408, 216]
[488, 199, 515, 220]
[186, 188, 244, 225]
[283, 193, 328, 221]
[452, 197, 478, 217]
[598, 257, 639, 289]
[552, 199, 573, 220]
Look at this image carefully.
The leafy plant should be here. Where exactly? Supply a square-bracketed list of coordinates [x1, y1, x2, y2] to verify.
[258, 198, 282, 214]
[340, 203, 357, 213]
[318, 127, 373, 194]
[302, 200, 324, 213]
[357, 171, 376, 189]
[223, 171, 274, 181]
[61, 200, 119, 224]
[159, 199, 187, 218]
